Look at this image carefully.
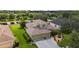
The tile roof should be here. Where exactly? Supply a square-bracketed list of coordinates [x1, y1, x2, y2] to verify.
[25, 19, 54, 37]
[27, 28, 51, 36]
[26, 19, 47, 28]
[0, 25, 14, 43]
[52, 17, 67, 25]
[0, 34, 14, 43]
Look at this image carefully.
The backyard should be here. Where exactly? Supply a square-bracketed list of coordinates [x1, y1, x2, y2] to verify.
[10, 24, 37, 48]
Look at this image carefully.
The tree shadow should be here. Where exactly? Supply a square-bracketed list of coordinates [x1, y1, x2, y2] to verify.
[23, 33, 31, 43]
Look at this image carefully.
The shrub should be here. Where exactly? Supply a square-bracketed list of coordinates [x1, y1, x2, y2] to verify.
[13, 40, 19, 48]
[51, 29, 61, 36]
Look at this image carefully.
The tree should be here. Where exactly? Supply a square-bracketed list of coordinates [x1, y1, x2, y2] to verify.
[61, 21, 72, 34]
[28, 14, 33, 19]
[20, 21, 26, 28]
[32, 13, 48, 21]
[0, 14, 8, 21]
[9, 14, 15, 20]
[69, 31, 79, 48]
[62, 12, 72, 19]
[50, 13, 57, 17]
[16, 14, 22, 20]
[21, 13, 27, 20]
[72, 22, 79, 32]
[13, 40, 19, 48]
[51, 29, 61, 36]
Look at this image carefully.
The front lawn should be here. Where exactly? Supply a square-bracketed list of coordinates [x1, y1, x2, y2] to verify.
[10, 24, 37, 48]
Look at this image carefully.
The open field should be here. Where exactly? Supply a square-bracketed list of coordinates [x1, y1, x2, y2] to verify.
[10, 24, 37, 48]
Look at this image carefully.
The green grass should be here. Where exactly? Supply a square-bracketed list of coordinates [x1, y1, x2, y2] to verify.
[10, 24, 37, 48]
[58, 34, 71, 47]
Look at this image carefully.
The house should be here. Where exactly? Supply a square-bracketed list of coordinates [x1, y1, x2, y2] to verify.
[25, 19, 53, 41]
[26, 27, 51, 41]
[49, 22, 61, 29]
[26, 19, 62, 42]
[25, 19, 63, 42]
[0, 25, 15, 48]
[47, 19, 61, 29]
[51, 17, 67, 27]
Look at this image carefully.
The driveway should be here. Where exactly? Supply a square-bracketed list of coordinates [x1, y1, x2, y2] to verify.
[35, 38, 59, 48]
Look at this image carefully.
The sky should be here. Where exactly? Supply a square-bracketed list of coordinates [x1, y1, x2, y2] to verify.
[0, 0, 78, 10]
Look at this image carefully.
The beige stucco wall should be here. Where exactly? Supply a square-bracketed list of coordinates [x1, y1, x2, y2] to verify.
[31, 33, 50, 41]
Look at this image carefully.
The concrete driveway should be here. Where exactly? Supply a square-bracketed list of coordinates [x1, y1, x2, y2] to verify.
[35, 38, 59, 48]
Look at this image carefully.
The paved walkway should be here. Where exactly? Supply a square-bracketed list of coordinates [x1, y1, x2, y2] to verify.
[35, 38, 59, 48]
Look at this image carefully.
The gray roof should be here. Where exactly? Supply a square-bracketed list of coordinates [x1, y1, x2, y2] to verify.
[52, 17, 67, 25]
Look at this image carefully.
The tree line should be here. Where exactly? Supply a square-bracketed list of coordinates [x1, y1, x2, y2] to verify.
[0, 10, 79, 22]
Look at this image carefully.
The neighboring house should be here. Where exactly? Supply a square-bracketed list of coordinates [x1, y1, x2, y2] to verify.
[0, 25, 15, 48]
[47, 19, 61, 29]
[51, 17, 67, 27]
[25, 19, 60, 42]
[49, 22, 61, 29]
